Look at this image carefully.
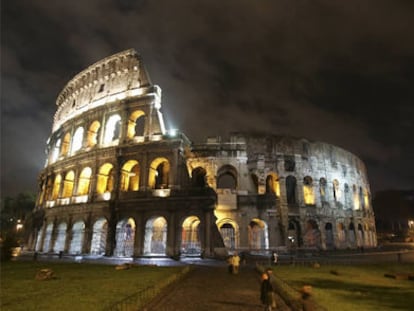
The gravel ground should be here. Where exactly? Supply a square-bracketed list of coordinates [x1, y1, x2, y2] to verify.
[145, 264, 291, 311]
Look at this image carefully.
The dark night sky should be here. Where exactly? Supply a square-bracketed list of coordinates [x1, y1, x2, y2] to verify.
[1, 0, 414, 198]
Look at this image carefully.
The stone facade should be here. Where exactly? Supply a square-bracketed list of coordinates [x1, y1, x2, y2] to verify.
[29, 49, 376, 259]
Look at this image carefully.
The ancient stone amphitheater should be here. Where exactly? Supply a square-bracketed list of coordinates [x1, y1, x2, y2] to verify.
[28, 49, 377, 259]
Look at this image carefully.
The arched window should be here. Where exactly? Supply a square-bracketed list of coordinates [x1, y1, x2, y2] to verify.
[149, 158, 170, 189]
[191, 167, 207, 187]
[51, 138, 61, 163]
[333, 179, 340, 201]
[103, 114, 121, 144]
[303, 176, 315, 205]
[286, 175, 297, 204]
[62, 171, 75, 198]
[127, 110, 145, 139]
[77, 167, 92, 196]
[353, 184, 360, 210]
[60, 132, 71, 157]
[266, 173, 280, 197]
[319, 178, 327, 202]
[120, 160, 140, 191]
[96, 163, 114, 194]
[51, 174, 62, 200]
[87, 121, 100, 148]
[71, 127, 84, 154]
[217, 165, 237, 189]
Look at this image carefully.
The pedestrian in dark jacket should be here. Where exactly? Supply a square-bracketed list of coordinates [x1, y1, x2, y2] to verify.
[260, 273, 276, 311]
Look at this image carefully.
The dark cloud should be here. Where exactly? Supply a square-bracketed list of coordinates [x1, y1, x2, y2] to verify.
[2, 0, 414, 196]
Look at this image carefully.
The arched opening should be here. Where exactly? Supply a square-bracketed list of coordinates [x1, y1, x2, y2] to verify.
[325, 223, 334, 249]
[337, 223, 346, 247]
[266, 173, 280, 196]
[319, 178, 327, 202]
[217, 165, 237, 189]
[286, 176, 297, 204]
[348, 222, 356, 247]
[353, 185, 360, 210]
[71, 126, 84, 154]
[191, 167, 207, 187]
[148, 158, 170, 189]
[77, 167, 92, 196]
[51, 138, 61, 163]
[69, 220, 85, 254]
[127, 110, 145, 139]
[51, 174, 62, 200]
[53, 222, 67, 253]
[62, 171, 75, 198]
[96, 163, 114, 196]
[218, 222, 237, 250]
[60, 132, 71, 157]
[357, 223, 364, 247]
[120, 160, 140, 191]
[288, 220, 300, 248]
[303, 176, 315, 205]
[181, 216, 201, 256]
[304, 220, 320, 248]
[103, 114, 121, 144]
[248, 219, 268, 251]
[143, 217, 167, 255]
[333, 179, 340, 202]
[344, 183, 351, 209]
[114, 218, 135, 257]
[87, 121, 100, 148]
[90, 218, 108, 255]
[42, 223, 54, 252]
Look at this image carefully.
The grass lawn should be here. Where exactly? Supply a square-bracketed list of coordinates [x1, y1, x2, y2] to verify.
[1, 261, 186, 311]
[274, 263, 414, 311]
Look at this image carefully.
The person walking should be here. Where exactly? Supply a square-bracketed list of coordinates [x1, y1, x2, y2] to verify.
[260, 272, 276, 310]
[232, 252, 241, 274]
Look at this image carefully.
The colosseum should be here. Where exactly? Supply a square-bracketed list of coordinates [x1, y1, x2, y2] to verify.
[28, 49, 377, 259]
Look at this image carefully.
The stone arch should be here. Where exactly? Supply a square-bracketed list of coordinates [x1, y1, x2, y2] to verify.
[348, 222, 356, 247]
[127, 110, 146, 139]
[120, 160, 140, 191]
[148, 157, 170, 189]
[181, 216, 201, 256]
[42, 222, 54, 252]
[77, 167, 92, 196]
[51, 138, 61, 163]
[319, 178, 327, 202]
[357, 223, 364, 247]
[60, 132, 71, 157]
[69, 220, 85, 254]
[87, 121, 100, 148]
[114, 218, 135, 257]
[337, 222, 346, 247]
[90, 217, 108, 255]
[143, 216, 167, 255]
[96, 163, 114, 196]
[103, 114, 121, 144]
[266, 172, 280, 196]
[248, 218, 268, 250]
[304, 219, 321, 248]
[191, 167, 207, 187]
[303, 176, 315, 205]
[62, 171, 75, 198]
[325, 223, 334, 249]
[51, 174, 62, 200]
[53, 222, 67, 253]
[217, 165, 237, 189]
[333, 179, 340, 202]
[288, 220, 301, 248]
[217, 219, 239, 250]
[71, 126, 84, 154]
[286, 175, 297, 204]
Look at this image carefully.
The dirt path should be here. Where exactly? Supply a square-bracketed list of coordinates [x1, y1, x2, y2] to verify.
[146, 265, 291, 311]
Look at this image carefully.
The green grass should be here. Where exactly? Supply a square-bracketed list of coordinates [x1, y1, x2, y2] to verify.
[273, 263, 414, 311]
[1, 261, 186, 311]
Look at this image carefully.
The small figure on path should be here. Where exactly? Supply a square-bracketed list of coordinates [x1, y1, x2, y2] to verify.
[271, 251, 278, 265]
[260, 272, 276, 311]
[232, 252, 241, 274]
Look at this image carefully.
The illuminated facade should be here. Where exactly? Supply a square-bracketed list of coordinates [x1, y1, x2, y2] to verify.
[29, 49, 376, 258]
